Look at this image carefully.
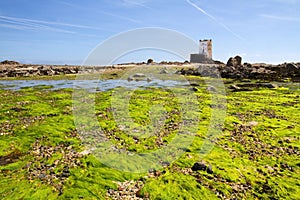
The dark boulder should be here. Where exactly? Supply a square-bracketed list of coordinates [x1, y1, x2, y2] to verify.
[283, 63, 299, 76]
[190, 87, 198, 92]
[286, 63, 298, 71]
[191, 162, 213, 174]
[226, 56, 242, 67]
[262, 83, 278, 89]
[196, 65, 220, 78]
[207, 165, 213, 174]
[191, 162, 207, 171]
[147, 59, 154, 65]
[234, 56, 242, 66]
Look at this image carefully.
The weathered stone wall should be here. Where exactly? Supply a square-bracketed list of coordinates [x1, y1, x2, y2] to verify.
[190, 54, 213, 64]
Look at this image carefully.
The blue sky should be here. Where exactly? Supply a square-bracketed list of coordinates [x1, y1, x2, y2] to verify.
[0, 0, 299, 64]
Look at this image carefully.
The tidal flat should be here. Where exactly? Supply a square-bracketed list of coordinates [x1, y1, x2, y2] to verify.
[0, 71, 299, 199]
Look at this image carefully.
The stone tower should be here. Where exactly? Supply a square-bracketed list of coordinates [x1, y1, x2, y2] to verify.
[199, 39, 212, 59]
[190, 39, 213, 63]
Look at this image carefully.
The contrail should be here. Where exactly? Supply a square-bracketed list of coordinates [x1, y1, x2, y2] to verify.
[101, 11, 142, 24]
[260, 14, 300, 22]
[0, 16, 78, 33]
[122, 0, 152, 9]
[0, 17, 76, 34]
[58, 1, 143, 24]
[0, 15, 102, 30]
[185, 0, 245, 41]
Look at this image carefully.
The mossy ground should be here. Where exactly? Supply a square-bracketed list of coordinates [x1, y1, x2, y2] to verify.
[0, 74, 299, 199]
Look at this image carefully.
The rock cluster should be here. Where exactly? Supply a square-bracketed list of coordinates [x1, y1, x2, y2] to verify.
[159, 61, 190, 65]
[25, 136, 82, 194]
[175, 165, 253, 200]
[226, 56, 242, 67]
[0, 114, 44, 136]
[106, 180, 148, 200]
[178, 65, 220, 78]
[106, 168, 166, 199]
[191, 162, 213, 174]
[219, 110, 299, 162]
[0, 121, 14, 136]
[0, 65, 79, 77]
[178, 56, 300, 81]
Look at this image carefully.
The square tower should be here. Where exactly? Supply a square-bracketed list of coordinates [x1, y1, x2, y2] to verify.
[199, 39, 212, 59]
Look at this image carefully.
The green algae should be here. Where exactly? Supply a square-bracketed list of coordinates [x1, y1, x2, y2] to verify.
[0, 77, 299, 199]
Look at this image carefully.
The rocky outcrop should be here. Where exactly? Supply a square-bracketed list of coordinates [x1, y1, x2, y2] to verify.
[220, 62, 300, 81]
[178, 65, 221, 78]
[226, 56, 242, 67]
[178, 56, 300, 81]
[191, 161, 213, 174]
[1, 57, 299, 81]
[0, 65, 79, 77]
[229, 83, 279, 92]
[0, 60, 20, 65]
